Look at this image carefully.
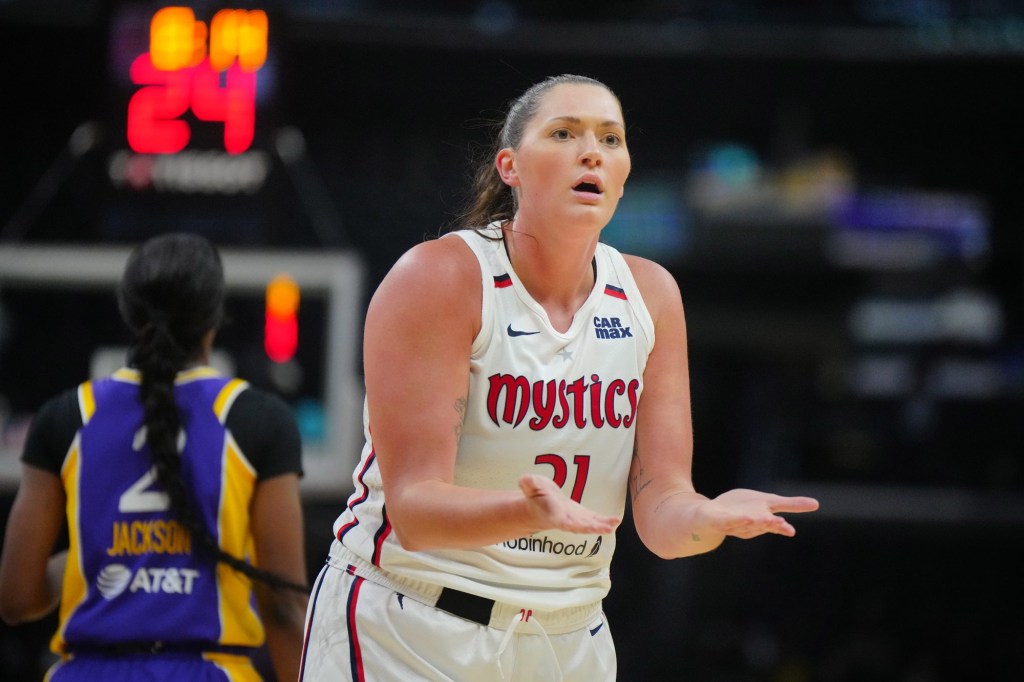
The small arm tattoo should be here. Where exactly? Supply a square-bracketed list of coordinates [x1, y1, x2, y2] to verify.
[453, 396, 467, 440]
[654, 490, 688, 514]
[629, 442, 652, 499]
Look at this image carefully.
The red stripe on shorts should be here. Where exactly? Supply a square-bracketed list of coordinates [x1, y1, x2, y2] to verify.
[347, 575, 366, 681]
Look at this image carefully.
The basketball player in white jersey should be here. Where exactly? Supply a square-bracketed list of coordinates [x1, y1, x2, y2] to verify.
[299, 74, 820, 682]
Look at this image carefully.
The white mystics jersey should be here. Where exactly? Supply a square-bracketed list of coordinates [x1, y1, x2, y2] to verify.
[331, 226, 655, 611]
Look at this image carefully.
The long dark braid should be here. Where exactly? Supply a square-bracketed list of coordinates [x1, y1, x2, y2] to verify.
[118, 233, 306, 593]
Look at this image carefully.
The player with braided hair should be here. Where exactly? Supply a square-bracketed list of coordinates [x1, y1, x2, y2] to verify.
[0, 232, 308, 681]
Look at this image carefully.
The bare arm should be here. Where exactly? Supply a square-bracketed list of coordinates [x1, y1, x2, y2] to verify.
[625, 256, 819, 559]
[0, 464, 66, 624]
[250, 473, 308, 682]
[367, 238, 618, 552]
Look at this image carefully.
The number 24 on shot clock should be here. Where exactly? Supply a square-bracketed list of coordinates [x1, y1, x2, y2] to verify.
[127, 6, 268, 155]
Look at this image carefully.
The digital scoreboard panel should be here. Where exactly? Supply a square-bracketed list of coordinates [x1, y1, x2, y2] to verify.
[105, 3, 280, 198]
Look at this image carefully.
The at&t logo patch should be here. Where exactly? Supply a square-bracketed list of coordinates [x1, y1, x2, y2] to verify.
[97, 563, 201, 599]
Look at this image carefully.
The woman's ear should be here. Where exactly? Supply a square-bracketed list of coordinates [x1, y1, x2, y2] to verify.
[495, 148, 518, 187]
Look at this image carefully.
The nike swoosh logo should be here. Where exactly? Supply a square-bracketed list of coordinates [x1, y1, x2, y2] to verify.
[507, 324, 540, 337]
[589, 622, 604, 636]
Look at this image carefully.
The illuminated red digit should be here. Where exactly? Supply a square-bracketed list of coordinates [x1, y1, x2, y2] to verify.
[126, 53, 192, 154]
[191, 59, 256, 154]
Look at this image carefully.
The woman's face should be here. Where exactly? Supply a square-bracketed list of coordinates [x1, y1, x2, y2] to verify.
[498, 82, 631, 232]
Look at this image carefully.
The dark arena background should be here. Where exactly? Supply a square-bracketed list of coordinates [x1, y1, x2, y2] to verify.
[2, 2, 1023, 680]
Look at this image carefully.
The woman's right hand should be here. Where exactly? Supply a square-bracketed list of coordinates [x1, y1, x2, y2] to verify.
[518, 473, 620, 535]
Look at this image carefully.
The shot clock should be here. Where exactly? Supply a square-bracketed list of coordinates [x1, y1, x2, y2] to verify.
[107, 4, 278, 195]
[127, 6, 266, 155]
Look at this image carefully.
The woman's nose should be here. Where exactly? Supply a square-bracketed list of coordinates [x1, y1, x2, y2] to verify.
[579, 135, 603, 165]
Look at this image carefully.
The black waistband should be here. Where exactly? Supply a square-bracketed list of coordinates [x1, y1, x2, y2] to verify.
[67, 642, 257, 657]
[434, 587, 495, 626]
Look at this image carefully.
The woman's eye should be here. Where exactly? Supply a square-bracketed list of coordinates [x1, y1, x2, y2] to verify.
[603, 134, 621, 147]
[552, 129, 571, 140]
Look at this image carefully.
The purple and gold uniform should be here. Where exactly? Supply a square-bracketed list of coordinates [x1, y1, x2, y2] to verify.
[22, 366, 302, 681]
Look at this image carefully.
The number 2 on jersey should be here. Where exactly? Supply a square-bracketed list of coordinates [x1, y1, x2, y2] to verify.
[535, 454, 591, 503]
[118, 426, 176, 513]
